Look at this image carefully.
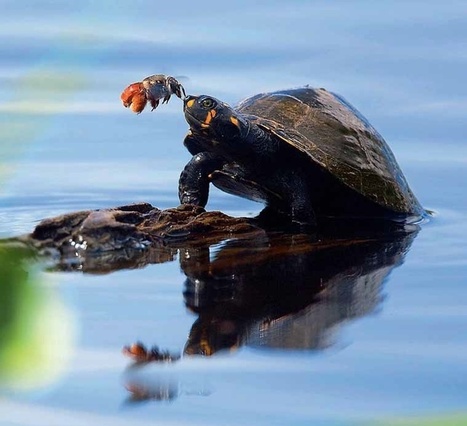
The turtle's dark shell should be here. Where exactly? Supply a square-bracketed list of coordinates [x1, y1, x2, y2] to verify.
[236, 87, 422, 216]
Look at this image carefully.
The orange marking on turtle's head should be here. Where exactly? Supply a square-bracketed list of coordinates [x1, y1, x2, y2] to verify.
[230, 116, 239, 128]
[203, 109, 217, 126]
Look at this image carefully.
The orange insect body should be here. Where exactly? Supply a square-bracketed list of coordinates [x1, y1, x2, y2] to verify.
[129, 93, 148, 113]
[120, 82, 148, 114]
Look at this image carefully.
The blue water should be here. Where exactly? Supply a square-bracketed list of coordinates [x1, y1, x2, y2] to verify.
[1, 1, 467, 425]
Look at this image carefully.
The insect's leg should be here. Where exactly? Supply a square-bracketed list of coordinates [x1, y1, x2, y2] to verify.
[149, 98, 160, 110]
[167, 76, 186, 99]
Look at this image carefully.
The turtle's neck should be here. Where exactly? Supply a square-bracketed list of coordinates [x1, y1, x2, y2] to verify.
[243, 121, 280, 158]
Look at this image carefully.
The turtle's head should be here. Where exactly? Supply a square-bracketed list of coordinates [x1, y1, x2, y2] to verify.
[183, 95, 250, 141]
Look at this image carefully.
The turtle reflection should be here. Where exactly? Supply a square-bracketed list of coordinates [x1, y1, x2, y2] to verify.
[124, 227, 418, 401]
[185, 230, 415, 353]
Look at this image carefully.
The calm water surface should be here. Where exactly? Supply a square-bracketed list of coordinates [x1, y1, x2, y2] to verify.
[1, 1, 467, 425]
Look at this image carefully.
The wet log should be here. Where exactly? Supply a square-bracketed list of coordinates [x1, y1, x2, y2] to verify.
[20, 202, 264, 254]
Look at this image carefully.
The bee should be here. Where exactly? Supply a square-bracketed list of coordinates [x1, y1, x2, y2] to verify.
[121, 74, 186, 114]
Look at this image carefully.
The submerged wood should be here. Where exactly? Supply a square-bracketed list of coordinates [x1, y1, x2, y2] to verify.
[14, 201, 419, 274]
[10, 202, 267, 272]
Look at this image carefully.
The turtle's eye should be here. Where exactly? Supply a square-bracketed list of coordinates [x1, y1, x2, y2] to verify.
[200, 97, 216, 109]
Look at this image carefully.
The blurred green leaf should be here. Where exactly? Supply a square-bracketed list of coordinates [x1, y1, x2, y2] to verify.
[0, 245, 76, 391]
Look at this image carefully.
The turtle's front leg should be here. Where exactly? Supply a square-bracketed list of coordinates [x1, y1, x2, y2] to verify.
[179, 152, 225, 207]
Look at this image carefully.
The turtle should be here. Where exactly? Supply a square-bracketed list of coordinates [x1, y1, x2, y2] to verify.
[177, 86, 424, 226]
[121, 77, 423, 226]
